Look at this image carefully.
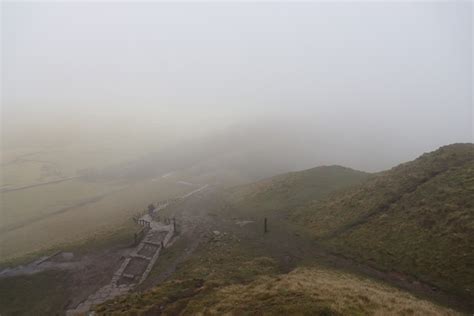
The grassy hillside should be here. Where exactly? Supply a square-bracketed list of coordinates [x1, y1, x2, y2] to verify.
[0, 270, 71, 315]
[95, 235, 457, 316]
[69, 144, 473, 315]
[292, 143, 474, 301]
[227, 165, 371, 215]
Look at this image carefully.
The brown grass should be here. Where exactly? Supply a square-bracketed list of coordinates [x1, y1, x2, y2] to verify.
[193, 267, 459, 315]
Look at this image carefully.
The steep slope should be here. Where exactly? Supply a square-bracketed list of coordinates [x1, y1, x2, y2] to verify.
[227, 165, 371, 214]
[96, 268, 458, 316]
[91, 144, 472, 315]
[95, 236, 458, 316]
[293, 143, 474, 300]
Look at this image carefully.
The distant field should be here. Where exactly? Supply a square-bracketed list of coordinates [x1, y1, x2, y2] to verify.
[0, 144, 265, 262]
[1, 145, 143, 188]
[1, 179, 123, 232]
[0, 178, 191, 261]
[0, 146, 192, 262]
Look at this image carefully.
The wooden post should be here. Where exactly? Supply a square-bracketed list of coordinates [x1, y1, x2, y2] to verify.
[161, 241, 164, 249]
[173, 217, 176, 232]
[264, 218, 268, 233]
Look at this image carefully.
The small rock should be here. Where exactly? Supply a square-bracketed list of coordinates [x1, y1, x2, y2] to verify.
[212, 230, 220, 236]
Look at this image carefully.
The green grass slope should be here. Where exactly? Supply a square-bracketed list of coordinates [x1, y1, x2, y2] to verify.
[227, 165, 371, 215]
[91, 144, 473, 315]
[95, 235, 458, 316]
[293, 143, 474, 301]
[0, 270, 71, 315]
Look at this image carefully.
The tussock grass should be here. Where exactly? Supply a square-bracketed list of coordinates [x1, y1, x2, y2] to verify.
[194, 267, 459, 316]
[291, 143, 474, 302]
[96, 232, 457, 315]
[96, 265, 458, 315]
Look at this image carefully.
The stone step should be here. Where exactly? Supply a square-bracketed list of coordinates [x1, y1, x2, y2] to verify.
[143, 240, 162, 247]
[67, 212, 179, 314]
[122, 273, 136, 280]
[131, 254, 152, 261]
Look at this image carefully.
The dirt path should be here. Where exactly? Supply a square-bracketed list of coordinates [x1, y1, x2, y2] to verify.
[66, 215, 174, 315]
[65, 183, 209, 315]
[0, 251, 81, 279]
[147, 188, 472, 314]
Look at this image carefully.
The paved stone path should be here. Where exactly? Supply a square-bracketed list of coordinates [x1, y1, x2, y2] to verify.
[66, 184, 209, 315]
[66, 217, 174, 315]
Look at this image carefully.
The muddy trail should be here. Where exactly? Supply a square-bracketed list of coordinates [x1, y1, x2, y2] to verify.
[0, 183, 209, 315]
[152, 188, 472, 314]
[1, 185, 470, 315]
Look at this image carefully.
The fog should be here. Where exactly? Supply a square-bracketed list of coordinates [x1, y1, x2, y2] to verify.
[2, 1, 472, 175]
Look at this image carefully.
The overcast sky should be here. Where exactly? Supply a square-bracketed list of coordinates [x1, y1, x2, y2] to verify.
[1, 1, 472, 171]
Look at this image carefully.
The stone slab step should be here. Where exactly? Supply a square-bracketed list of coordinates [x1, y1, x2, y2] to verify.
[131, 254, 152, 261]
[122, 273, 136, 280]
[143, 240, 162, 247]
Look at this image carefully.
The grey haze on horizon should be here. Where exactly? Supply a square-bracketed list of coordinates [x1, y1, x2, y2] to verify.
[2, 1, 472, 173]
